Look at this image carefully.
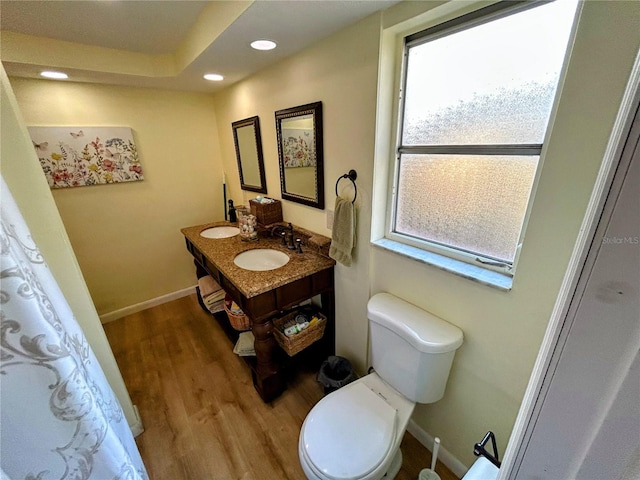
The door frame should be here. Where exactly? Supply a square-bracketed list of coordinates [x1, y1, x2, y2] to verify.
[499, 50, 640, 479]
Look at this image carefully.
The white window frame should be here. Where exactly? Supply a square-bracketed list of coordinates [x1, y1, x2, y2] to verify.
[382, 0, 573, 281]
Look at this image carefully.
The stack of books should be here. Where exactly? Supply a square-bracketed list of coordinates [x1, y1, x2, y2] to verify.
[197, 275, 225, 313]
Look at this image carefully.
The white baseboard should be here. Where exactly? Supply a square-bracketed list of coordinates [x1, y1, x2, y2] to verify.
[100, 285, 196, 324]
[129, 404, 144, 437]
[407, 419, 469, 479]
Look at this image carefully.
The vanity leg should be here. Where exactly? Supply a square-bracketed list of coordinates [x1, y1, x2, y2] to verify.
[321, 290, 336, 357]
[251, 318, 284, 402]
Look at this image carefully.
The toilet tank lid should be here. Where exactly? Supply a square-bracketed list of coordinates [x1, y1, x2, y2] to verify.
[367, 293, 463, 353]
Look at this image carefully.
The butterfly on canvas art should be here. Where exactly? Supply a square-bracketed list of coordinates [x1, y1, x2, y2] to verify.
[32, 140, 49, 151]
[27, 126, 142, 188]
[104, 148, 121, 162]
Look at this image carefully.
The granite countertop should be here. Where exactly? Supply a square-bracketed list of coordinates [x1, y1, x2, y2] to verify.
[181, 221, 335, 298]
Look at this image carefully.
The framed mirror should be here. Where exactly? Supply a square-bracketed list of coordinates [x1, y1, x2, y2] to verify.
[275, 101, 324, 209]
[232, 116, 267, 194]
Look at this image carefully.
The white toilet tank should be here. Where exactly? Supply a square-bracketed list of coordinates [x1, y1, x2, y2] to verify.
[367, 293, 463, 404]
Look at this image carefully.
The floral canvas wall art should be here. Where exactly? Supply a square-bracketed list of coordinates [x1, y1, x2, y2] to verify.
[28, 126, 144, 188]
[282, 128, 316, 168]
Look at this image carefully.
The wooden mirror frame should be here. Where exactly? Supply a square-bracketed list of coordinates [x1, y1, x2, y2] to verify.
[232, 116, 267, 194]
[275, 102, 324, 209]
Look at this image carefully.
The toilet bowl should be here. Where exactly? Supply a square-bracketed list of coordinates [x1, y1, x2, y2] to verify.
[298, 373, 414, 480]
[299, 293, 464, 480]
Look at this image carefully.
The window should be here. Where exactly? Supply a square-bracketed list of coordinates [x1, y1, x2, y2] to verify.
[388, 0, 578, 277]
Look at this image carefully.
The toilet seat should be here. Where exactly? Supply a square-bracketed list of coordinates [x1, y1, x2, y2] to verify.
[301, 382, 398, 480]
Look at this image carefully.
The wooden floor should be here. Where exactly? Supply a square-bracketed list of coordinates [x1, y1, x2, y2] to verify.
[104, 294, 459, 480]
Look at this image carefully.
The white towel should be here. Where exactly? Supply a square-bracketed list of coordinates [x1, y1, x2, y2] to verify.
[233, 331, 255, 356]
[329, 196, 356, 266]
[204, 289, 225, 304]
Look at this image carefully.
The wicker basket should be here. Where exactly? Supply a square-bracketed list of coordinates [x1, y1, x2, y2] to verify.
[249, 198, 283, 226]
[273, 311, 326, 356]
[223, 295, 251, 331]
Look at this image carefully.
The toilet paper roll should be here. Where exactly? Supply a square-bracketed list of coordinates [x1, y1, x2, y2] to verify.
[461, 457, 499, 480]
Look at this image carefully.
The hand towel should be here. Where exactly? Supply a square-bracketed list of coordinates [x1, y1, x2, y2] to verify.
[329, 196, 356, 266]
[198, 275, 221, 298]
[233, 331, 256, 356]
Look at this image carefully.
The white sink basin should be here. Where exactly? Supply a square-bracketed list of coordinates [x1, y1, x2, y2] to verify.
[234, 249, 290, 271]
[200, 226, 240, 239]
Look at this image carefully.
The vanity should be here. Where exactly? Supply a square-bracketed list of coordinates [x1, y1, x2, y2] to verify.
[181, 221, 336, 402]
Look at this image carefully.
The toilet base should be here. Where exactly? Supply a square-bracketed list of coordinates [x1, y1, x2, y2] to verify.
[381, 449, 402, 480]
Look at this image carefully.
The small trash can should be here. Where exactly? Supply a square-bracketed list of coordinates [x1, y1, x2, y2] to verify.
[317, 355, 358, 394]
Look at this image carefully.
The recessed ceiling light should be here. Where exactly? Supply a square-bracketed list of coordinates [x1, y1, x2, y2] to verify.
[40, 71, 68, 80]
[203, 73, 224, 82]
[250, 40, 277, 51]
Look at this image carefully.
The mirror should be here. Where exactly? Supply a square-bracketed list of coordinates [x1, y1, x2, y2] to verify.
[232, 116, 267, 194]
[275, 102, 324, 209]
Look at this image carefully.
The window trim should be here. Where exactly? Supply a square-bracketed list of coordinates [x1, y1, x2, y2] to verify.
[403, 0, 542, 48]
[384, 0, 572, 278]
[389, 149, 541, 273]
[371, 238, 515, 291]
[397, 144, 542, 156]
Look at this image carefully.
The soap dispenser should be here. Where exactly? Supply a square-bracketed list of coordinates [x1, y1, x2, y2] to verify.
[228, 199, 237, 223]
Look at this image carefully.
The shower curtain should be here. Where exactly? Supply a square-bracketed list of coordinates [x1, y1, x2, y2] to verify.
[0, 176, 148, 480]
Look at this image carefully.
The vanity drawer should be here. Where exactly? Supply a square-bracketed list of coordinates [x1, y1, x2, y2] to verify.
[186, 240, 206, 267]
[202, 257, 221, 284]
[276, 276, 312, 310]
[220, 276, 242, 306]
[245, 292, 278, 321]
[312, 268, 333, 293]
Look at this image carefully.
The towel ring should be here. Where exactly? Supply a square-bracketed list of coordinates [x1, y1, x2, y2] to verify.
[335, 170, 357, 204]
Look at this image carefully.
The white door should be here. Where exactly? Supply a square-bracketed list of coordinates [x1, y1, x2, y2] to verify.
[503, 97, 640, 479]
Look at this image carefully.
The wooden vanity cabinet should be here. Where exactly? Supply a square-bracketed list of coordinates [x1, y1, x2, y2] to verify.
[185, 238, 335, 402]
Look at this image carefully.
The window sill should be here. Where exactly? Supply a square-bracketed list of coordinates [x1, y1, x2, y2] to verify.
[371, 238, 513, 291]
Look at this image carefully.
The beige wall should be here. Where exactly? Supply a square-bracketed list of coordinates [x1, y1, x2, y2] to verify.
[213, 0, 640, 469]
[5, 0, 639, 471]
[1, 67, 138, 428]
[9, 78, 223, 315]
[213, 13, 381, 376]
[373, 0, 640, 468]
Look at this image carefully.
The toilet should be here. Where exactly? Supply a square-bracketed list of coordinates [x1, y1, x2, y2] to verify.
[299, 292, 464, 480]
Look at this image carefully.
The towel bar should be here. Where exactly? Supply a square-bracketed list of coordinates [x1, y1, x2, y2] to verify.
[335, 170, 357, 204]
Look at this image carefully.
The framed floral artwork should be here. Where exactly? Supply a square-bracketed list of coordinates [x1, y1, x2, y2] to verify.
[28, 126, 144, 188]
[281, 128, 316, 168]
[275, 101, 324, 209]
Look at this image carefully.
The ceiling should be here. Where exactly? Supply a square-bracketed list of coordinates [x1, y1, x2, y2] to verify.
[0, 0, 399, 93]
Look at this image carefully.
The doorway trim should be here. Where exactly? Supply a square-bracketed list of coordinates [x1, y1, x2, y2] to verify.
[499, 49, 640, 479]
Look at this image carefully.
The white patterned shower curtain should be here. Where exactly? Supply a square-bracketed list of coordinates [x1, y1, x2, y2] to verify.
[0, 176, 148, 480]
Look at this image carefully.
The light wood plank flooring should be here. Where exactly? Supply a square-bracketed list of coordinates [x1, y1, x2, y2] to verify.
[104, 294, 458, 480]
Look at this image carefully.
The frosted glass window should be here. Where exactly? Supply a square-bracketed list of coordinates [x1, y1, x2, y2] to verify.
[396, 154, 538, 262]
[391, 0, 578, 272]
[402, 0, 577, 145]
